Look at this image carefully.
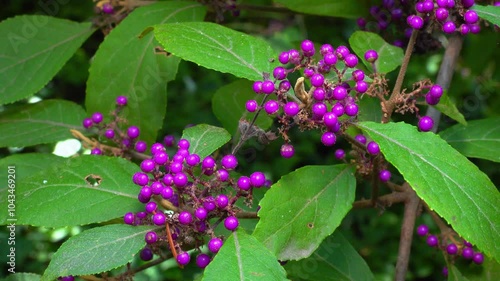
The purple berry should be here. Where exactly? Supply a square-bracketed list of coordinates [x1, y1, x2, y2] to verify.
[152, 212, 166, 225]
[91, 112, 103, 124]
[273, 66, 287, 80]
[429, 85, 443, 99]
[264, 100, 279, 114]
[427, 235, 439, 247]
[83, 118, 93, 128]
[334, 149, 345, 159]
[127, 126, 140, 139]
[217, 169, 229, 182]
[435, 8, 449, 21]
[184, 154, 199, 166]
[442, 267, 448, 277]
[151, 181, 163, 195]
[224, 216, 239, 231]
[355, 81, 368, 93]
[246, 100, 258, 112]
[237, 176, 252, 191]
[58, 276, 75, 281]
[300, 39, 315, 56]
[203, 196, 216, 212]
[208, 237, 223, 253]
[261, 80, 275, 94]
[460, 24, 470, 35]
[313, 88, 326, 101]
[473, 252, 484, 264]
[364, 50, 378, 63]
[409, 15, 424, 29]
[162, 174, 173, 186]
[140, 247, 153, 261]
[279, 80, 291, 92]
[320, 44, 334, 55]
[323, 52, 337, 65]
[216, 194, 229, 208]
[357, 17, 367, 28]
[344, 54, 359, 68]
[252, 81, 262, 93]
[469, 24, 480, 34]
[179, 211, 193, 225]
[335, 45, 350, 59]
[464, 10, 479, 24]
[344, 103, 359, 116]
[173, 172, 188, 187]
[416, 224, 429, 236]
[367, 141, 380, 155]
[352, 70, 365, 81]
[462, 247, 474, 259]
[425, 93, 440, 105]
[104, 129, 115, 139]
[312, 102, 327, 118]
[145, 231, 157, 244]
[102, 3, 114, 14]
[436, 0, 448, 7]
[170, 162, 183, 174]
[280, 143, 295, 158]
[195, 207, 208, 220]
[250, 171, 266, 188]
[133, 172, 149, 186]
[178, 139, 190, 149]
[196, 253, 211, 268]
[284, 101, 300, 116]
[446, 243, 458, 255]
[321, 132, 336, 146]
[161, 186, 173, 199]
[355, 134, 367, 144]
[151, 143, 165, 155]
[116, 95, 127, 106]
[140, 159, 156, 173]
[288, 49, 301, 64]
[443, 21, 456, 34]
[176, 252, 190, 266]
[154, 152, 169, 165]
[332, 103, 344, 116]
[163, 135, 175, 147]
[145, 202, 157, 213]
[124, 212, 134, 225]
[278, 51, 290, 64]
[221, 154, 238, 170]
[418, 116, 434, 132]
[140, 186, 152, 201]
[379, 169, 391, 182]
[310, 73, 325, 87]
[91, 148, 102, 155]
[332, 86, 347, 100]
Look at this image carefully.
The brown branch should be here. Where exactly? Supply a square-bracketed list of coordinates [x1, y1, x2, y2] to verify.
[352, 191, 407, 209]
[235, 210, 258, 218]
[395, 183, 421, 281]
[383, 29, 419, 123]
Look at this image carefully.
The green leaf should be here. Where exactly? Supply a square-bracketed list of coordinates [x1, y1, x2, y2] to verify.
[357, 96, 382, 123]
[284, 231, 374, 281]
[3, 273, 41, 281]
[472, 5, 500, 26]
[154, 22, 277, 81]
[448, 265, 470, 281]
[0, 153, 65, 188]
[42, 224, 155, 281]
[439, 117, 500, 163]
[181, 124, 231, 158]
[253, 165, 356, 261]
[273, 0, 367, 18]
[465, 257, 500, 281]
[0, 16, 94, 105]
[86, 2, 206, 144]
[349, 31, 404, 74]
[357, 121, 500, 262]
[434, 91, 467, 126]
[202, 229, 288, 281]
[1, 156, 143, 227]
[212, 79, 273, 135]
[0, 100, 86, 148]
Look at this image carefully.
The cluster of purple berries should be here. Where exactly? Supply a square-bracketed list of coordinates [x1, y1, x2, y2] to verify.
[246, 39, 377, 158]
[407, 0, 482, 35]
[124, 139, 268, 267]
[417, 224, 485, 275]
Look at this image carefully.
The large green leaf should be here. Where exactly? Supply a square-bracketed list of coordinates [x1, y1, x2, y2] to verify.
[465, 257, 500, 281]
[472, 5, 500, 26]
[0, 156, 143, 227]
[253, 165, 356, 261]
[0, 100, 86, 148]
[273, 0, 367, 18]
[181, 124, 231, 158]
[284, 231, 374, 281]
[42, 224, 155, 281]
[154, 22, 278, 81]
[349, 31, 404, 74]
[212, 79, 273, 135]
[202, 229, 288, 281]
[0, 16, 94, 105]
[86, 2, 206, 144]
[448, 265, 470, 281]
[439, 117, 500, 163]
[434, 91, 467, 126]
[357, 121, 500, 262]
[0, 153, 65, 186]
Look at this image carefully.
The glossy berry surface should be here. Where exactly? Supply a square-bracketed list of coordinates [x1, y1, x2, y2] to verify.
[379, 170, 391, 182]
[462, 247, 474, 259]
[83, 118, 93, 128]
[224, 216, 239, 231]
[280, 143, 295, 158]
[364, 50, 378, 63]
[116, 95, 127, 105]
[145, 231, 157, 244]
[195, 207, 208, 220]
[221, 154, 238, 170]
[446, 243, 458, 255]
[426, 235, 438, 247]
[418, 116, 434, 132]
[321, 132, 336, 146]
[416, 224, 428, 236]
[104, 129, 115, 139]
[237, 176, 252, 190]
[264, 100, 279, 114]
[127, 126, 140, 139]
[208, 237, 223, 253]
[123, 212, 134, 225]
[473, 252, 484, 264]
[91, 112, 103, 123]
[152, 213, 166, 225]
[196, 253, 211, 268]
[216, 194, 229, 208]
[250, 172, 266, 187]
[334, 149, 345, 159]
[176, 252, 191, 266]
[367, 141, 380, 155]
[140, 247, 153, 261]
[179, 211, 193, 225]
[284, 101, 300, 116]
